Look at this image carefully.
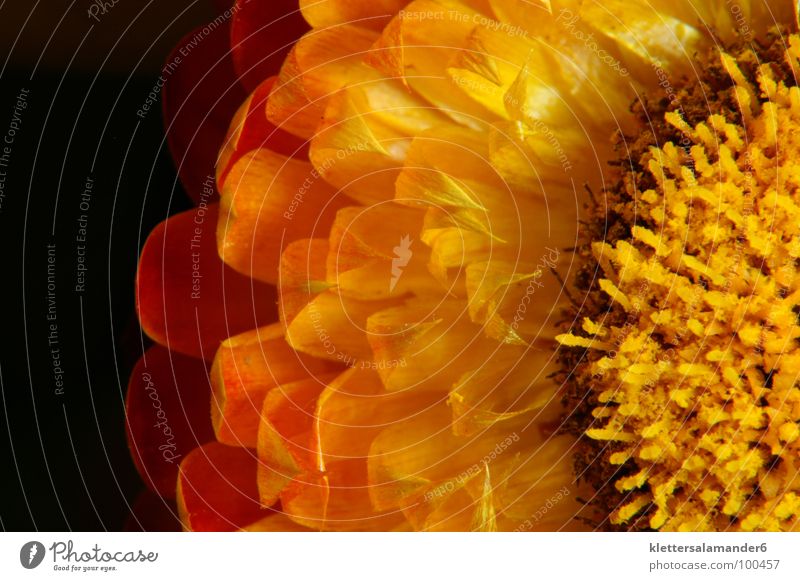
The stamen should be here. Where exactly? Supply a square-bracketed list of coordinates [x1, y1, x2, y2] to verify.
[559, 30, 800, 532]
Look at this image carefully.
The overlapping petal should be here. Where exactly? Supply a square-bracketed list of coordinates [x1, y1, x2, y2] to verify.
[125, 346, 214, 497]
[176, 442, 270, 531]
[136, 204, 277, 360]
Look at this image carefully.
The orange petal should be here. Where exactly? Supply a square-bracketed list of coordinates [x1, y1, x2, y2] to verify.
[218, 148, 350, 284]
[450, 347, 560, 436]
[492, 435, 585, 530]
[257, 369, 413, 530]
[308, 88, 404, 205]
[280, 459, 406, 531]
[211, 323, 343, 447]
[315, 367, 443, 460]
[256, 375, 329, 505]
[265, 47, 321, 139]
[464, 259, 565, 343]
[283, 369, 440, 530]
[367, 298, 493, 391]
[287, 292, 396, 362]
[325, 204, 444, 300]
[241, 511, 313, 531]
[279, 239, 397, 362]
[217, 76, 309, 189]
[299, 0, 409, 29]
[277, 238, 329, 326]
[176, 442, 269, 531]
[367, 403, 533, 504]
[366, 2, 491, 125]
[125, 346, 214, 497]
[136, 203, 277, 360]
[266, 24, 378, 139]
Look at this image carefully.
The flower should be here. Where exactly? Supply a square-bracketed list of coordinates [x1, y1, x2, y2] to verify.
[128, 0, 800, 532]
[559, 27, 800, 531]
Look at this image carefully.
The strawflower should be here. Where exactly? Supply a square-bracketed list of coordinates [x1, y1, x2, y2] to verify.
[127, 0, 800, 532]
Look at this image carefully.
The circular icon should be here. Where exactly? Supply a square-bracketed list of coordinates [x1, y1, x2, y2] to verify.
[20, 541, 46, 569]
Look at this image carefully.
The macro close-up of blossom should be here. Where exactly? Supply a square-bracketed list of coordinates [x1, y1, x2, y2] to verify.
[125, 0, 800, 533]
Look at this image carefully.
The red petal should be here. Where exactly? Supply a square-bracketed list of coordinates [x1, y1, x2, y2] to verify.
[136, 203, 278, 360]
[125, 346, 214, 497]
[177, 442, 269, 531]
[230, 0, 309, 93]
[124, 489, 181, 532]
[216, 76, 309, 188]
[162, 19, 246, 204]
[211, 324, 342, 448]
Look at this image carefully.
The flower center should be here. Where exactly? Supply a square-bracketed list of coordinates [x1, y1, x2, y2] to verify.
[558, 29, 800, 532]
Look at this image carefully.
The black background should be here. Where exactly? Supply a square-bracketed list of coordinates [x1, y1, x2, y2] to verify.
[0, 1, 218, 531]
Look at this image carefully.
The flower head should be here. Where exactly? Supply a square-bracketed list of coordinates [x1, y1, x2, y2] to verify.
[128, 0, 800, 531]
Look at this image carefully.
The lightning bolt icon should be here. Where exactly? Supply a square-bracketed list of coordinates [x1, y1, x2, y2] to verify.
[390, 235, 413, 293]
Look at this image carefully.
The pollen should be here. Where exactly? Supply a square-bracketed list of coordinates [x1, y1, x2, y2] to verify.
[560, 33, 800, 531]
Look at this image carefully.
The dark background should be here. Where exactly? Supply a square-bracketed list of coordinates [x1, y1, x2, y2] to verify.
[0, 0, 218, 530]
